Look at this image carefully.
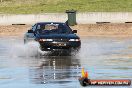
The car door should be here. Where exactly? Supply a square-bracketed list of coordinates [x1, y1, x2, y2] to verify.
[25, 24, 37, 42]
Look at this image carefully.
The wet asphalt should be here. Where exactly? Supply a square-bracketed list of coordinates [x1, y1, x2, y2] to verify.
[0, 36, 132, 88]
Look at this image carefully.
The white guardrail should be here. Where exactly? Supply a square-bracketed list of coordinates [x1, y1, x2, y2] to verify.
[0, 12, 132, 25]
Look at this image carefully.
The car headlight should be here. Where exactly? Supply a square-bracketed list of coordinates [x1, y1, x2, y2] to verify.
[39, 39, 53, 42]
[69, 39, 80, 41]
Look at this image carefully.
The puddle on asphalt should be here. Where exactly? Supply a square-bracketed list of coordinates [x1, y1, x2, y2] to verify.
[0, 37, 131, 88]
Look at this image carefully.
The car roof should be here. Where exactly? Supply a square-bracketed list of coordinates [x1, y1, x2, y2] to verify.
[37, 22, 65, 25]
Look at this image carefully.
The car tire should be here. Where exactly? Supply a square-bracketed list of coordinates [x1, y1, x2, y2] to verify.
[24, 39, 27, 44]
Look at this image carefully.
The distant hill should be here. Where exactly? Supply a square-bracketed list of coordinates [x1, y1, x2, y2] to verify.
[0, 0, 131, 14]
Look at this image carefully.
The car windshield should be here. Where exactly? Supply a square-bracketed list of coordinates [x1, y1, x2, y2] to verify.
[36, 23, 72, 34]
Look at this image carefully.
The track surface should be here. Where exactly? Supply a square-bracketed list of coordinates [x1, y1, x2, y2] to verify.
[0, 37, 131, 88]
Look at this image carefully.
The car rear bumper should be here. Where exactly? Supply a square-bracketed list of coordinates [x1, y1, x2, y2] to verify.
[39, 41, 81, 51]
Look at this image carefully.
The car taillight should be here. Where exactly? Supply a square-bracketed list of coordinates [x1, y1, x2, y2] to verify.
[69, 39, 80, 41]
[39, 39, 53, 42]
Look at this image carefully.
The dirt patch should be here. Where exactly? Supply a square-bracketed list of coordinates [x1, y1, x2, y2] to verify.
[0, 23, 132, 37]
[71, 23, 132, 37]
[0, 25, 31, 37]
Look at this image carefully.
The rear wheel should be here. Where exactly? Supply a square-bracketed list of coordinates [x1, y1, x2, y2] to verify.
[24, 39, 27, 44]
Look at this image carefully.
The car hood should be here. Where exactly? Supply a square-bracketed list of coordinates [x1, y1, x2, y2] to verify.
[36, 34, 80, 39]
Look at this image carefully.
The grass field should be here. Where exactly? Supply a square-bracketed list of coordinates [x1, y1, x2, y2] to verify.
[0, 0, 132, 14]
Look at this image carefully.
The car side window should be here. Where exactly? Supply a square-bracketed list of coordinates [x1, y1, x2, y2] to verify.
[32, 24, 37, 31]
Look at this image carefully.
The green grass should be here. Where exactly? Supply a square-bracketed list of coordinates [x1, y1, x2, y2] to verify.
[0, 0, 132, 14]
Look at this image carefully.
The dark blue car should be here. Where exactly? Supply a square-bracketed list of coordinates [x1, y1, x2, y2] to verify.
[24, 22, 81, 51]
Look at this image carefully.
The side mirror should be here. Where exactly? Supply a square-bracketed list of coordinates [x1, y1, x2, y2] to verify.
[72, 30, 77, 33]
[28, 30, 34, 33]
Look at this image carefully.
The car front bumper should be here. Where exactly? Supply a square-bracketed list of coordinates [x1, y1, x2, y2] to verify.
[39, 41, 81, 51]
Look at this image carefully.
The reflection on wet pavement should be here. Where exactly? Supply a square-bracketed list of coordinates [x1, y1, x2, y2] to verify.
[0, 37, 132, 88]
[29, 56, 80, 84]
